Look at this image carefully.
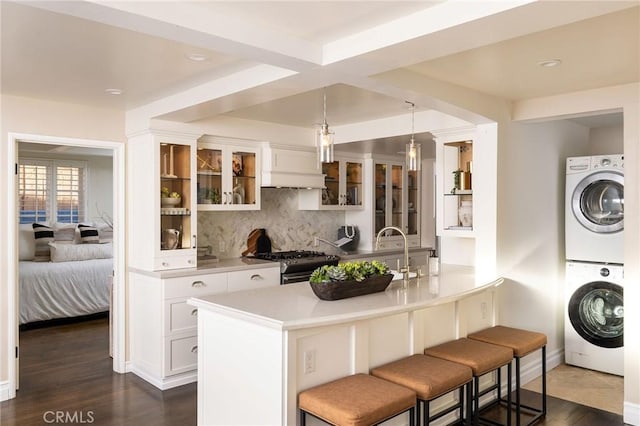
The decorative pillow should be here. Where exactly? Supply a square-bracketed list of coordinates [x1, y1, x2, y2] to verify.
[98, 224, 113, 243]
[78, 224, 100, 243]
[54, 224, 76, 242]
[32, 223, 54, 261]
[49, 242, 113, 262]
[19, 224, 36, 261]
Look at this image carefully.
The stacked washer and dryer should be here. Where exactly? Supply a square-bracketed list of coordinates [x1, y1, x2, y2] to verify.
[565, 155, 624, 376]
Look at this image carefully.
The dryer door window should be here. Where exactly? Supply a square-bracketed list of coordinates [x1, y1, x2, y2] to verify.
[568, 281, 623, 348]
[571, 171, 624, 233]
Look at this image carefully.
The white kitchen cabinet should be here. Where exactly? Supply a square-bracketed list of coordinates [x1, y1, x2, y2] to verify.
[345, 155, 421, 250]
[127, 129, 199, 271]
[129, 264, 279, 389]
[227, 267, 280, 292]
[298, 156, 364, 210]
[196, 137, 260, 211]
[441, 140, 473, 236]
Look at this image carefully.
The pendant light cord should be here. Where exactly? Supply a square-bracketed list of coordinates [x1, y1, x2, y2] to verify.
[405, 101, 415, 144]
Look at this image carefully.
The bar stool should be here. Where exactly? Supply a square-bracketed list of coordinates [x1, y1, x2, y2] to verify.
[371, 354, 473, 425]
[298, 373, 416, 426]
[425, 338, 514, 426]
[468, 326, 547, 426]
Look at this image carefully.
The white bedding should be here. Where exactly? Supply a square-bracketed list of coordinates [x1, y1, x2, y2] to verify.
[19, 258, 112, 325]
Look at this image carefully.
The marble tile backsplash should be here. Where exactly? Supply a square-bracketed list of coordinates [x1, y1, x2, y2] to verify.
[198, 188, 345, 258]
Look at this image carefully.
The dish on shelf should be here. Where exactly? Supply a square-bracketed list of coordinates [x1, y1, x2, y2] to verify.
[161, 197, 181, 207]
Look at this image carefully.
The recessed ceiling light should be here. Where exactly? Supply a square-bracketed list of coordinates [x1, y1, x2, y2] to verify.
[186, 53, 208, 62]
[538, 59, 562, 68]
[105, 88, 123, 95]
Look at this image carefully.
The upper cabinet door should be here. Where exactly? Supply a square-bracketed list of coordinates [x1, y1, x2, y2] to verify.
[128, 130, 198, 271]
[196, 140, 260, 211]
[298, 156, 364, 211]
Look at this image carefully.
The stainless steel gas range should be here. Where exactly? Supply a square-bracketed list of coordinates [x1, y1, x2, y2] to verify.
[252, 250, 340, 284]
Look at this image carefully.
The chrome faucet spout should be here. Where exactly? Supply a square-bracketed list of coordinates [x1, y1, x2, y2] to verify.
[375, 226, 410, 287]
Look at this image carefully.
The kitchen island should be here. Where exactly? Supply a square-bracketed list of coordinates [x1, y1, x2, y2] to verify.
[188, 264, 503, 425]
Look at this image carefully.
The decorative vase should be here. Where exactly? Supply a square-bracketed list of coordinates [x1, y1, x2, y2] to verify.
[458, 200, 473, 227]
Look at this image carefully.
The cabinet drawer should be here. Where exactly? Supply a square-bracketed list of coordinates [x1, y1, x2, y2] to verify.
[227, 267, 280, 292]
[166, 299, 199, 335]
[164, 335, 198, 376]
[154, 254, 197, 271]
[163, 273, 228, 299]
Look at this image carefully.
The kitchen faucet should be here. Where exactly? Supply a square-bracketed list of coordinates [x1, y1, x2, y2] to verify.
[375, 226, 410, 286]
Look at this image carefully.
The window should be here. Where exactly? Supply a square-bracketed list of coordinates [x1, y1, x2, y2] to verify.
[18, 159, 87, 224]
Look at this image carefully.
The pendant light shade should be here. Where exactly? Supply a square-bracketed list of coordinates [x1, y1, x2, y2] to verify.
[317, 90, 334, 164]
[405, 101, 421, 171]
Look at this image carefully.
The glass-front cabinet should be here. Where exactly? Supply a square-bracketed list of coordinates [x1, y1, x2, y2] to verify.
[374, 161, 404, 235]
[298, 156, 363, 210]
[196, 138, 260, 211]
[160, 143, 194, 254]
[127, 130, 198, 271]
[406, 168, 419, 238]
[442, 140, 473, 233]
[371, 158, 421, 248]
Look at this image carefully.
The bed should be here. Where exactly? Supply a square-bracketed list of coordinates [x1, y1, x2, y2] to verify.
[18, 223, 113, 325]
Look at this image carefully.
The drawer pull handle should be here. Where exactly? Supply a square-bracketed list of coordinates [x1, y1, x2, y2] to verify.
[187, 259, 194, 264]
[191, 345, 198, 353]
[192, 280, 206, 288]
[250, 274, 263, 280]
[162, 262, 169, 267]
[191, 309, 198, 316]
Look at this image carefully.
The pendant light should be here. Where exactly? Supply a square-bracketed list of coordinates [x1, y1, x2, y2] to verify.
[405, 101, 420, 171]
[317, 89, 334, 164]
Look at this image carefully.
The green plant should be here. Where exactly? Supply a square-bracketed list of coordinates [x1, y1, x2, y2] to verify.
[310, 260, 390, 284]
[451, 169, 463, 193]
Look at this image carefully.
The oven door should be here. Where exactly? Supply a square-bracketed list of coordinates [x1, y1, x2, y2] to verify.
[281, 271, 312, 285]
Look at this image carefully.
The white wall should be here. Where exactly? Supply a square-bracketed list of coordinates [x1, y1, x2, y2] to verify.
[589, 124, 624, 155]
[0, 94, 124, 392]
[512, 83, 640, 424]
[496, 119, 589, 358]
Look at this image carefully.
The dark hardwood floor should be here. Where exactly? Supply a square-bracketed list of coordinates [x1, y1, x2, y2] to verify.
[1, 318, 626, 425]
[1, 317, 196, 426]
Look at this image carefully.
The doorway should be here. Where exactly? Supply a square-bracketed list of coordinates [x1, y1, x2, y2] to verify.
[7, 133, 126, 400]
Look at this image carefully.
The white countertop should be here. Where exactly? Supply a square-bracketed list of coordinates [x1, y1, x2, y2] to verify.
[188, 264, 503, 331]
[128, 257, 278, 278]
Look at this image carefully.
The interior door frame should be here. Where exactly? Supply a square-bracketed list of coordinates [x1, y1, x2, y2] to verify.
[7, 132, 126, 399]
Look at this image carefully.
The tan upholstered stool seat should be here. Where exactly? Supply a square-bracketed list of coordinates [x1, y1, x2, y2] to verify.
[371, 354, 473, 425]
[298, 373, 416, 426]
[425, 338, 513, 376]
[468, 326, 548, 426]
[468, 326, 547, 357]
[371, 354, 472, 401]
[425, 338, 514, 426]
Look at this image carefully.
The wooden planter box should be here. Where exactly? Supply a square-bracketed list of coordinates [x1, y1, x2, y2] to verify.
[309, 274, 394, 301]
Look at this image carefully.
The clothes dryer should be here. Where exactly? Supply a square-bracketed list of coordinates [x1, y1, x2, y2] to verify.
[565, 155, 624, 264]
[565, 261, 623, 376]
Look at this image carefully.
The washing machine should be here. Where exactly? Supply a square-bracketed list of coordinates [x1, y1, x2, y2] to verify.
[565, 155, 624, 264]
[565, 261, 624, 376]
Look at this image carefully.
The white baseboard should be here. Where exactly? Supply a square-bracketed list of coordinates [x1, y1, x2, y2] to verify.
[0, 380, 10, 401]
[125, 360, 133, 373]
[130, 365, 196, 390]
[624, 401, 640, 426]
[519, 346, 564, 386]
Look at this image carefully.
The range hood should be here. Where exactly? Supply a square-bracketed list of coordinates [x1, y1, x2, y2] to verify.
[261, 143, 324, 189]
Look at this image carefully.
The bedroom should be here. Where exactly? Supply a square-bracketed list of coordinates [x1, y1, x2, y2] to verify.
[16, 140, 115, 362]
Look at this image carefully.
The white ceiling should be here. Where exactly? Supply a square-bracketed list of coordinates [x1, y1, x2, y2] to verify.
[1, 1, 638, 138]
